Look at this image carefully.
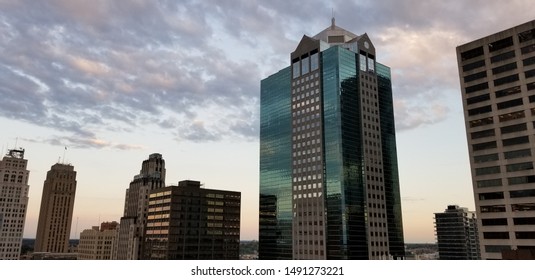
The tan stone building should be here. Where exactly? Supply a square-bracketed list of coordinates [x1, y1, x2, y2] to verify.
[457, 20, 535, 259]
[34, 163, 77, 253]
[78, 221, 119, 260]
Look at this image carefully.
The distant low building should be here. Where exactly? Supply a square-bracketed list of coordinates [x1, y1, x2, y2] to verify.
[78, 222, 119, 260]
[143, 180, 241, 260]
[434, 205, 480, 260]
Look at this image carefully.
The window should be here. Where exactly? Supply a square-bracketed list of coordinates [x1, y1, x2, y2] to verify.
[499, 110, 525, 122]
[497, 98, 523, 110]
[515, 232, 535, 239]
[502, 135, 529, 146]
[310, 52, 319, 71]
[474, 153, 499, 163]
[471, 128, 495, 139]
[506, 162, 533, 172]
[359, 54, 367, 71]
[293, 61, 300, 78]
[481, 218, 508, 226]
[465, 82, 489, 94]
[479, 191, 504, 200]
[468, 105, 492, 116]
[500, 123, 527, 134]
[368, 57, 375, 72]
[477, 178, 502, 188]
[472, 141, 497, 151]
[470, 117, 493, 127]
[524, 56, 535, 67]
[507, 175, 535, 186]
[512, 203, 535, 211]
[521, 44, 535, 55]
[513, 217, 535, 225]
[301, 56, 309, 75]
[505, 149, 532, 160]
[480, 205, 506, 213]
[492, 62, 517, 75]
[494, 74, 519, 87]
[525, 69, 535, 79]
[485, 245, 510, 253]
[475, 166, 500, 176]
[463, 59, 485, 72]
[483, 231, 509, 239]
[489, 37, 513, 52]
[490, 50, 515, 63]
[519, 29, 534, 42]
[495, 86, 521, 98]
[467, 93, 490, 105]
[509, 188, 535, 197]
[464, 71, 486, 83]
[461, 46, 484, 61]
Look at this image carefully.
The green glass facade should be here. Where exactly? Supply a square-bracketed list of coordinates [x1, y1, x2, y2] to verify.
[260, 23, 404, 260]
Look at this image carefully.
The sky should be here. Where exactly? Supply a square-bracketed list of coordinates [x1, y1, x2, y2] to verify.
[0, 0, 534, 243]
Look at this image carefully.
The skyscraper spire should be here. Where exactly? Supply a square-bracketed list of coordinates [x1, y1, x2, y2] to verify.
[331, 8, 335, 29]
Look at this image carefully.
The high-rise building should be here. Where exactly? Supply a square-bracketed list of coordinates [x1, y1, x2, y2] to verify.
[0, 149, 30, 260]
[434, 205, 480, 260]
[116, 153, 165, 259]
[78, 221, 119, 260]
[34, 163, 77, 253]
[143, 180, 241, 260]
[457, 19, 535, 259]
[259, 19, 404, 260]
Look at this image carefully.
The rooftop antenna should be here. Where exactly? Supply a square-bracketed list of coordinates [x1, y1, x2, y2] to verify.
[62, 146, 67, 164]
[331, 8, 335, 29]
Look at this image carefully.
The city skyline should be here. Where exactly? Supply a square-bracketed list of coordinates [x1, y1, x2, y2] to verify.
[1, 1, 534, 244]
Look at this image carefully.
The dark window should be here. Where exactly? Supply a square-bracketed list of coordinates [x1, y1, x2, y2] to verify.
[467, 93, 490, 105]
[499, 110, 525, 122]
[464, 71, 487, 83]
[482, 218, 508, 226]
[504, 148, 532, 159]
[524, 56, 535, 67]
[515, 232, 535, 239]
[485, 245, 510, 253]
[494, 74, 519, 87]
[529, 82, 535, 91]
[502, 135, 529, 146]
[530, 95, 535, 103]
[525, 69, 535, 79]
[461, 46, 484, 61]
[500, 123, 527, 134]
[513, 217, 535, 225]
[477, 178, 502, 188]
[488, 37, 513, 52]
[471, 128, 495, 139]
[492, 62, 517, 75]
[463, 60, 485, 72]
[519, 29, 535, 43]
[470, 117, 494, 127]
[506, 162, 533, 172]
[465, 82, 489, 94]
[474, 153, 499, 163]
[468, 105, 492, 116]
[497, 98, 523, 110]
[472, 141, 497, 151]
[483, 231, 509, 239]
[490, 50, 515, 63]
[479, 192, 504, 200]
[509, 188, 535, 197]
[480, 205, 506, 213]
[476, 166, 501, 176]
[512, 203, 535, 211]
[522, 44, 535, 54]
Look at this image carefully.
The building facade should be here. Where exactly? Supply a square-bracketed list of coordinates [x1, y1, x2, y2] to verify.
[143, 180, 240, 260]
[34, 163, 77, 253]
[78, 221, 119, 260]
[0, 149, 30, 260]
[434, 205, 480, 260]
[457, 20, 535, 259]
[259, 19, 404, 260]
[116, 153, 165, 259]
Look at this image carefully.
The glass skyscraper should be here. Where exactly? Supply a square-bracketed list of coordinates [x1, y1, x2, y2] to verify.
[259, 19, 404, 260]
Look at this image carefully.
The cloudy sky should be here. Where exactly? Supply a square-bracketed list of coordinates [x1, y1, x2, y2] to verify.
[0, 0, 533, 243]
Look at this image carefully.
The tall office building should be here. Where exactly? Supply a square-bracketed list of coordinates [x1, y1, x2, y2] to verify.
[78, 221, 119, 260]
[0, 149, 30, 260]
[144, 180, 241, 260]
[434, 205, 480, 260]
[457, 20, 535, 259]
[34, 163, 77, 253]
[259, 19, 404, 260]
[116, 153, 165, 259]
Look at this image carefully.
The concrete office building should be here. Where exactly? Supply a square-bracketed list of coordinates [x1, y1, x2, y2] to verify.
[259, 18, 404, 260]
[144, 180, 240, 260]
[0, 149, 30, 260]
[78, 221, 119, 260]
[116, 153, 165, 259]
[34, 162, 77, 253]
[457, 20, 535, 259]
[434, 205, 480, 260]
